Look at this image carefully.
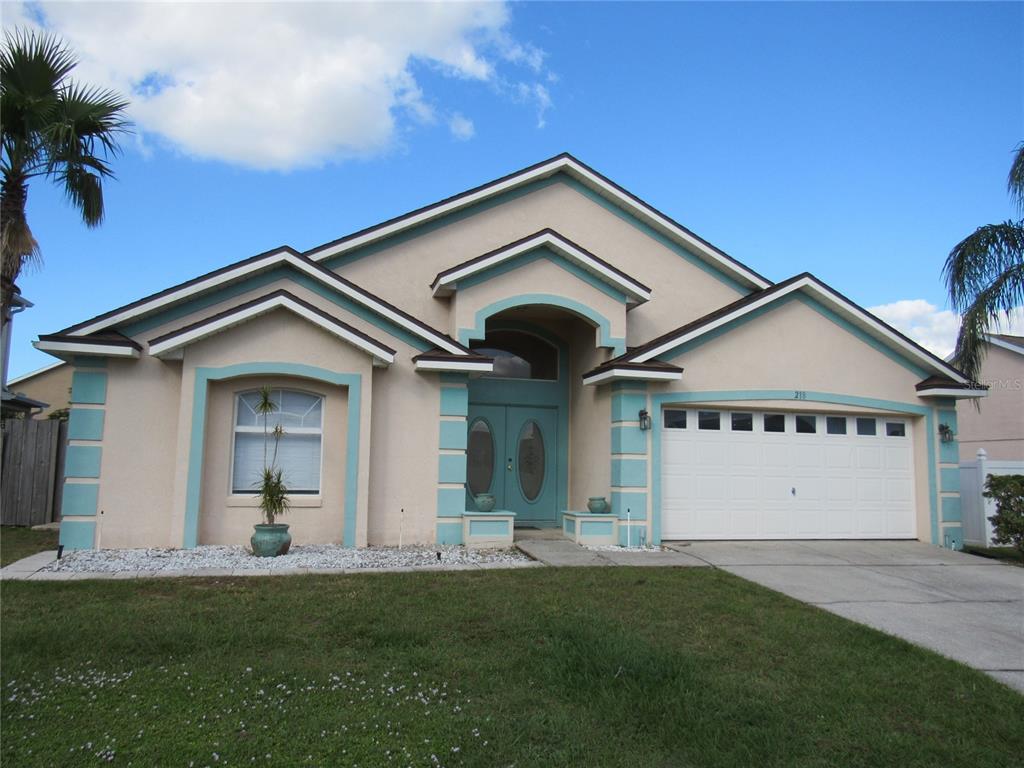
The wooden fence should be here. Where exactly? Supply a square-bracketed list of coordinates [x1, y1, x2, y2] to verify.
[1, 418, 68, 526]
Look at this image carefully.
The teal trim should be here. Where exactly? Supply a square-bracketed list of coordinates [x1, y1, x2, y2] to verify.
[612, 392, 647, 423]
[940, 467, 960, 493]
[563, 517, 576, 534]
[468, 519, 509, 536]
[73, 356, 106, 368]
[62, 483, 99, 516]
[458, 294, 626, 356]
[652, 292, 930, 380]
[59, 520, 96, 550]
[187, 363, 362, 548]
[943, 527, 963, 551]
[436, 488, 466, 517]
[647, 390, 941, 546]
[611, 425, 647, 454]
[119, 266, 432, 352]
[438, 454, 467, 484]
[581, 520, 614, 536]
[436, 521, 464, 545]
[456, 246, 628, 303]
[612, 458, 647, 488]
[440, 372, 469, 384]
[611, 380, 648, 393]
[440, 387, 469, 416]
[617, 524, 646, 547]
[439, 420, 468, 450]
[941, 496, 962, 523]
[611, 491, 648, 520]
[65, 446, 102, 478]
[938, 409, 959, 463]
[67, 409, 105, 441]
[70, 371, 107, 404]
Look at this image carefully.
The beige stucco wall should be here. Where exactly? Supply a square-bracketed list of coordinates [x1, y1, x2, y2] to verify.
[8, 362, 72, 417]
[333, 178, 745, 345]
[957, 344, 1024, 461]
[567, 323, 612, 509]
[199, 374, 348, 546]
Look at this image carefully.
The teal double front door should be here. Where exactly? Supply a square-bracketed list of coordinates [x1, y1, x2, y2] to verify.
[467, 404, 558, 526]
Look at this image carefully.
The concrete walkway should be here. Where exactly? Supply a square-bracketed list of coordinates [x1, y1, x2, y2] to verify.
[514, 536, 707, 567]
[667, 541, 1024, 693]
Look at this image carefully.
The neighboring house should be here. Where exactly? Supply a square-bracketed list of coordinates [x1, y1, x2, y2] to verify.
[32, 154, 984, 552]
[956, 335, 1024, 461]
[6, 362, 72, 419]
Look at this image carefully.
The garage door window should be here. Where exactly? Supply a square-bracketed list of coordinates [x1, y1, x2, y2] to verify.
[764, 413, 785, 432]
[826, 416, 847, 435]
[664, 409, 687, 429]
[886, 422, 906, 437]
[856, 417, 877, 436]
[731, 412, 753, 431]
[795, 414, 817, 434]
[698, 411, 720, 430]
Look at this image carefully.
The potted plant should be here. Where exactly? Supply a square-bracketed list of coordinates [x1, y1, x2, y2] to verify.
[250, 386, 292, 557]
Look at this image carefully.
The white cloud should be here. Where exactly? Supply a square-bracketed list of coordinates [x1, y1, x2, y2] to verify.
[448, 113, 475, 141]
[2, 2, 553, 170]
[869, 299, 1024, 359]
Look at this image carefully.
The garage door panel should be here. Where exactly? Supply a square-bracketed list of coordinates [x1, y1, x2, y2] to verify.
[661, 407, 916, 541]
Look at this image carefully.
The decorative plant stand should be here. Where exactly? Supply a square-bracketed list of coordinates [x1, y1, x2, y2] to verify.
[562, 511, 618, 546]
[462, 510, 516, 549]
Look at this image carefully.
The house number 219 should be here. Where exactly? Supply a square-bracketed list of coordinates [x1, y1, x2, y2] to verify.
[793, 390, 807, 400]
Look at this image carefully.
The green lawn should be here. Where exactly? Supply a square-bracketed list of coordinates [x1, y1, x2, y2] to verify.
[2, 568, 1021, 767]
[964, 544, 1024, 567]
[0, 526, 58, 567]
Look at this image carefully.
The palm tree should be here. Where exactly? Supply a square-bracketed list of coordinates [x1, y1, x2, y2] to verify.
[944, 143, 1024, 381]
[1, 28, 130, 327]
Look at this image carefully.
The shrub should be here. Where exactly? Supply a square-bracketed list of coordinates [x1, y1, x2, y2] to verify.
[984, 474, 1024, 560]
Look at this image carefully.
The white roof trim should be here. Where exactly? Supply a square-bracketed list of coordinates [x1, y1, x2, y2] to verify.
[308, 155, 770, 291]
[985, 335, 1024, 357]
[432, 231, 652, 304]
[917, 388, 988, 400]
[68, 250, 465, 356]
[148, 294, 396, 365]
[33, 340, 139, 359]
[414, 359, 494, 373]
[7, 361, 66, 385]
[582, 367, 683, 386]
[629, 276, 970, 384]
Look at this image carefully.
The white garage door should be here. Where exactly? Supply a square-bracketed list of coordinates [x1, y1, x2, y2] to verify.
[661, 408, 916, 540]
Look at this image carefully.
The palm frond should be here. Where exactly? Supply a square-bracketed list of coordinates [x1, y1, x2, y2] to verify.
[943, 221, 1024, 312]
[952, 262, 1024, 381]
[1010, 142, 1024, 215]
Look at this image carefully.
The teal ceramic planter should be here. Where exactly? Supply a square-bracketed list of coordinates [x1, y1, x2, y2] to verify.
[251, 523, 292, 557]
[587, 496, 609, 514]
[474, 493, 496, 512]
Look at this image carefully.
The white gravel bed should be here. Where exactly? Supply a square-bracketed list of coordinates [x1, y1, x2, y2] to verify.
[42, 544, 531, 573]
[587, 545, 663, 552]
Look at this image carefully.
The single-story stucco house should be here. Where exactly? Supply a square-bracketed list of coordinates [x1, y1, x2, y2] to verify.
[34, 153, 985, 552]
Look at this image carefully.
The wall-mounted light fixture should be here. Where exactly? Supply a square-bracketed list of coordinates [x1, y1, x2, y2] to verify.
[638, 409, 652, 431]
[938, 423, 956, 443]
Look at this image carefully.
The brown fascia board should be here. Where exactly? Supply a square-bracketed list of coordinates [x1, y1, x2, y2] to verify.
[147, 288, 397, 355]
[37, 331, 142, 349]
[412, 349, 494, 363]
[582, 359, 684, 378]
[429, 228, 652, 294]
[915, 375, 987, 392]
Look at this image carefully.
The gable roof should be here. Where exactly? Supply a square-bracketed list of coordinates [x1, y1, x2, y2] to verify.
[305, 153, 772, 291]
[147, 289, 397, 366]
[55, 247, 470, 356]
[988, 334, 1024, 357]
[7, 361, 66, 386]
[610, 272, 973, 385]
[430, 229, 652, 305]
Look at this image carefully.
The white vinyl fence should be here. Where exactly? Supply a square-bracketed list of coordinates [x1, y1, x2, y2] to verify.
[960, 449, 1024, 547]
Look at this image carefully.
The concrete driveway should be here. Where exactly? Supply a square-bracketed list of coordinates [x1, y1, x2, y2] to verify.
[665, 540, 1024, 693]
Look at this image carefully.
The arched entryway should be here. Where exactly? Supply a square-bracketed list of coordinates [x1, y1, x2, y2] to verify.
[466, 321, 568, 527]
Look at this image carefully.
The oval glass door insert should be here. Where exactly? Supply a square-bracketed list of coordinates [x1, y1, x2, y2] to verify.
[517, 420, 545, 501]
[467, 419, 494, 495]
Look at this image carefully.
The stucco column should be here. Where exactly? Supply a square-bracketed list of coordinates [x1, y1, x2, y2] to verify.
[609, 381, 651, 546]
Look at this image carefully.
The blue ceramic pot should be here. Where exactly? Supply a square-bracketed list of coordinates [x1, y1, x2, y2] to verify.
[474, 493, 496, 512]
[587, 496, 609, 514]
[251, 523, 292, 557]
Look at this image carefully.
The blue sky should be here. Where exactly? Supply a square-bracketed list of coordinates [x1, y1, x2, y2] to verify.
[5, 1, 1022, 378]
